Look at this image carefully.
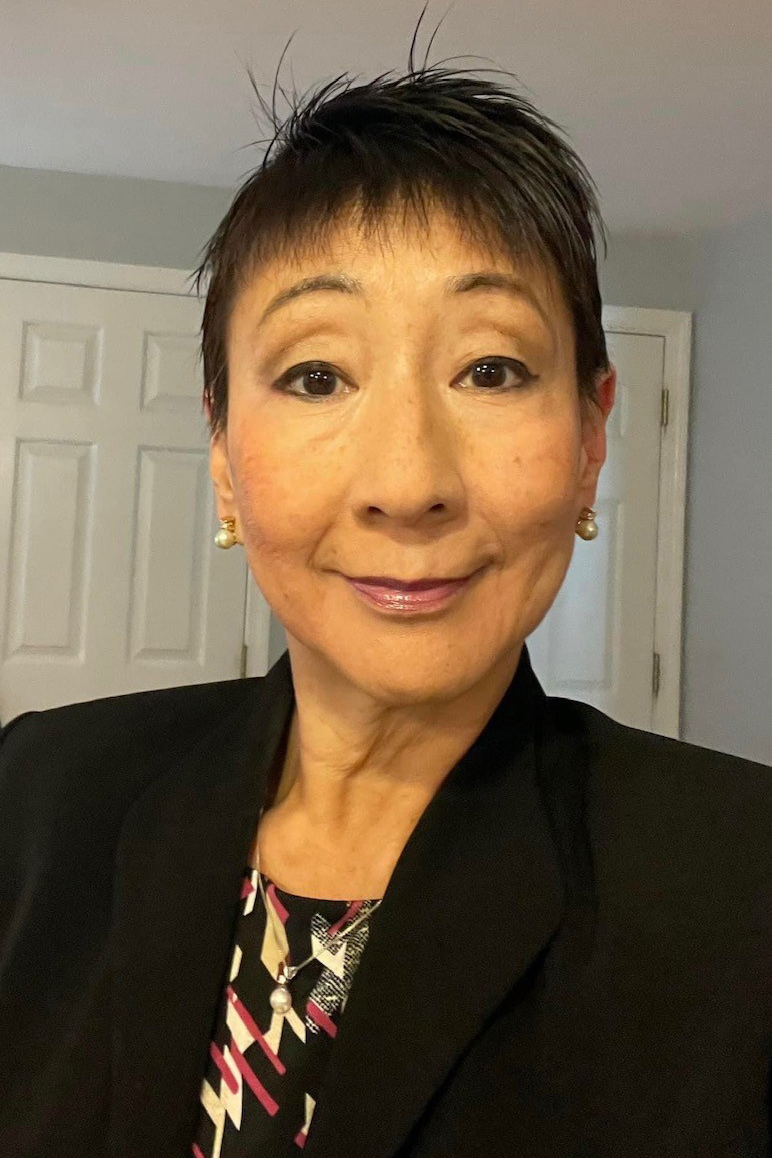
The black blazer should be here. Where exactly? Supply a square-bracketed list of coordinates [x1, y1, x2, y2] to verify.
[1, 645, 770, 1158]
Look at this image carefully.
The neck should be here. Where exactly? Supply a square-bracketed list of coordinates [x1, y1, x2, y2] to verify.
[254, 640, 526, 899]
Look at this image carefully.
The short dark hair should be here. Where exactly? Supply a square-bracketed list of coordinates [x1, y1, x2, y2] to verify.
[192, 41, 610, 437]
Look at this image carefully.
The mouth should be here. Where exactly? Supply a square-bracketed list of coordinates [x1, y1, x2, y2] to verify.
[344, 574, 477, 591]
[343, 566, 486, 614]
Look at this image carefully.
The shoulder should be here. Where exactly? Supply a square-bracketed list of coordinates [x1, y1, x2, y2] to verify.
[549, 695, 772, 914]
[0, 678, 261, 847]
[559, 695, 772, 796]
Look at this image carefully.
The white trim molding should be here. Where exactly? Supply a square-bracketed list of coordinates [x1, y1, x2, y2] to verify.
[0, 251, 201, 296]
[602, 305, 693, 739]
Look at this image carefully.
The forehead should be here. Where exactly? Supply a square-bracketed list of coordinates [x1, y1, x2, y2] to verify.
[255, 205, 558, 291]
[232, 204, 573, 352]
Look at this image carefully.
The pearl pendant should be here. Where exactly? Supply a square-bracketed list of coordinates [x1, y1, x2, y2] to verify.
[270, 983, 293, 1014]
[214, 527, 236, 549]
[576, 507, 599, 541]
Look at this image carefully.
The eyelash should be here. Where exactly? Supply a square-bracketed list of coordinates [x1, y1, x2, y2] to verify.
[271, 357, 538, 400]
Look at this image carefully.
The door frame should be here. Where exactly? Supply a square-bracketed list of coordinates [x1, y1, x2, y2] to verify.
[0, 250, 272, 676]
[602, 305, 692, 738]
[0, 255, 692, 721]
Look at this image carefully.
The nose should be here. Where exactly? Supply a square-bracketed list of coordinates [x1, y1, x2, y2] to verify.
[349, 378, 465, 526]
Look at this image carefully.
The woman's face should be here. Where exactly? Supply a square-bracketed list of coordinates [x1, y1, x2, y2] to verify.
[211, 207, 615, 704]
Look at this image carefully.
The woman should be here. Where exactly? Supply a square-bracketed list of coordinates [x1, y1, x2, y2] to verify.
[1, 59, 770, 1158]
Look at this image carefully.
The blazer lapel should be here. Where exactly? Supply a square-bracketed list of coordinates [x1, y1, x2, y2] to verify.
[110, 644, 579, 1158]
[304, 646, 570, 1158]
[110, 651, 297, 1158]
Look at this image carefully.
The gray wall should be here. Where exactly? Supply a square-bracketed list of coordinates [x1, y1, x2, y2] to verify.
[682, 215, 771, 763]
[1, 165, 769, 763]
[0, 164, 232, 269]
[598, 232, 704, 311]
[599, 219, 772, 765]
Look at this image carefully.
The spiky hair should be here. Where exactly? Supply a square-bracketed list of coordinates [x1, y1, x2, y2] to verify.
[192, 14, 609, 434]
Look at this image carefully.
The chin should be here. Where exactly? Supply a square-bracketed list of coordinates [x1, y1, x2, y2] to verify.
[292, 626, 511, 705]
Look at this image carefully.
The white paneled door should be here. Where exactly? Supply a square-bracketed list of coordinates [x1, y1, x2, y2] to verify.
[527, 322, 684, 733]
[0, 275, 249, 724]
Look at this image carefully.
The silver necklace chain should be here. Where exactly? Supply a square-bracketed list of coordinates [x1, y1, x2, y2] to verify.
[253, 843, 384, 1014]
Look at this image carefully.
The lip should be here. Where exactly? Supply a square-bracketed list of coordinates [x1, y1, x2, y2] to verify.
[344, 567, 484, 614]
[346, 574, 472, 590]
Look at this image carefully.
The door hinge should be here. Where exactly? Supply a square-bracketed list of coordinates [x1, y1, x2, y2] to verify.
[660, 388, 670, 429]
[240, 643, 248, 679]
[652, 651, 661, 698]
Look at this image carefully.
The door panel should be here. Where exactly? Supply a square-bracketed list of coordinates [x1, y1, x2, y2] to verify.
[527, 331, 664, 730]
[0, 278, 248, 722]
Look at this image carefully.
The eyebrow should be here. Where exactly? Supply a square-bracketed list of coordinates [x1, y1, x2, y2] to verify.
[258, 270, 551, 330]
[259, 274, 362, 323]
[448, 272, 551, 331]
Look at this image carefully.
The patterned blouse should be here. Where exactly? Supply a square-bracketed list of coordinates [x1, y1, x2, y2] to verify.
[191, 866, 380, 1156]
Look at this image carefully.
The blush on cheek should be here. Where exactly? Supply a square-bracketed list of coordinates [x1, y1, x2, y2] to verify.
[236, 503, 267, 552]
[505, 465, 578, 532]
[229, 440, 281, 527]
[232, 466, 322, 564]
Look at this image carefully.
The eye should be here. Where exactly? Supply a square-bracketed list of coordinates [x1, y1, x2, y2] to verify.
[271, 355, 537, 401]
[457, 357, 537, 392]
[272, 361, 345, 400]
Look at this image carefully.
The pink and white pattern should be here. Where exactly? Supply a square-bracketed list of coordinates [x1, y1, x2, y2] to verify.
[191, 867, 379, 1157]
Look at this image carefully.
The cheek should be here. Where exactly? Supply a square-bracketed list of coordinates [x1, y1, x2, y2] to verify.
[482, 411, 582, 532]
[227, 419, 330, 557]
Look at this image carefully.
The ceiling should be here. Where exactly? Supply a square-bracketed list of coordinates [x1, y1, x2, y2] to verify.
[2, 0, 771, 234]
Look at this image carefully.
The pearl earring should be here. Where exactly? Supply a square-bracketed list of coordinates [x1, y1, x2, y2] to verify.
[576, 507, 599, 540]
[214, 517, 238, 549]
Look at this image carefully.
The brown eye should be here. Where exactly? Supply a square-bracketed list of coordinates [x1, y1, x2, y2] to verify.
[273, 362, 344, 399]
[461, 357, 536, 391]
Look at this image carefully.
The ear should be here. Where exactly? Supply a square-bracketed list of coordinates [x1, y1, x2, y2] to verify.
[209, 429, 236, 522]
[578, 364, 617, 505]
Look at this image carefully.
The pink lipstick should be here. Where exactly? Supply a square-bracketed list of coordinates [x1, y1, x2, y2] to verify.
[345, 572, 479, 614]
